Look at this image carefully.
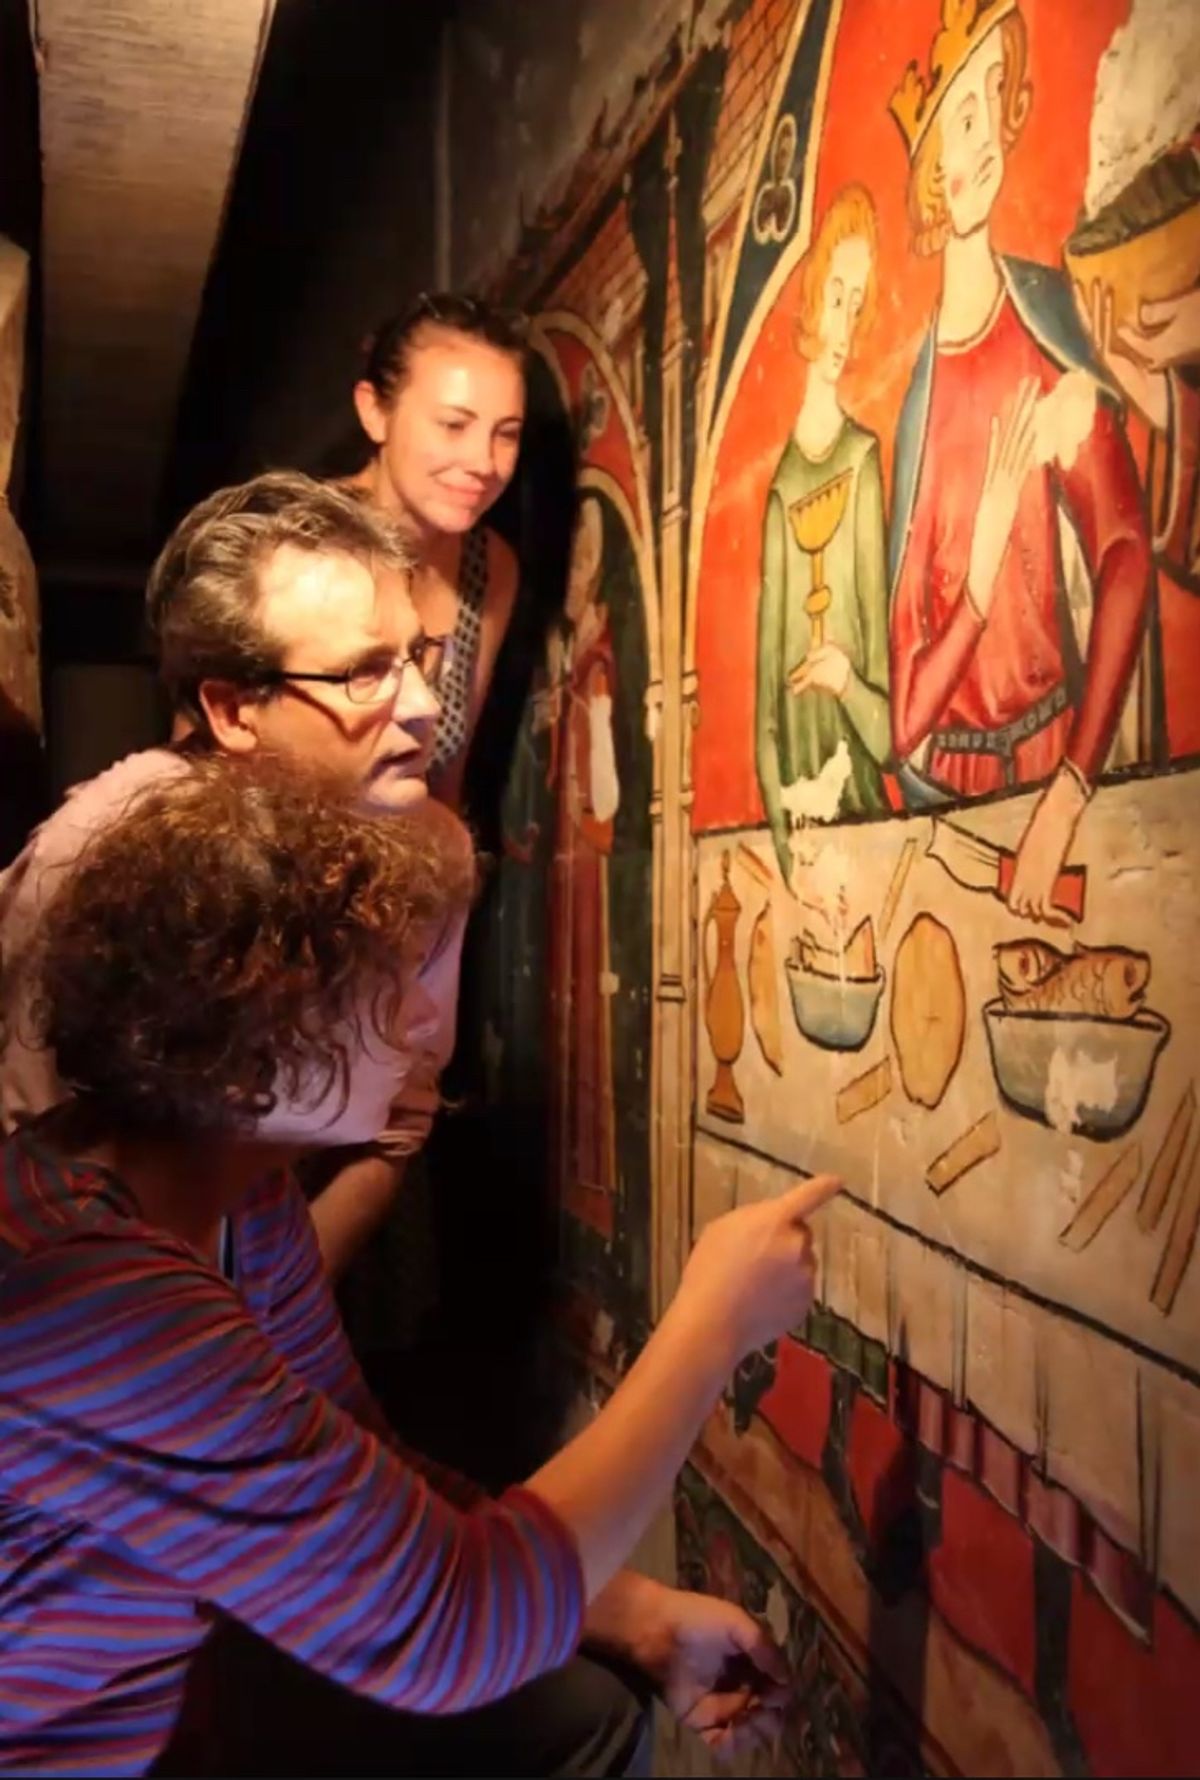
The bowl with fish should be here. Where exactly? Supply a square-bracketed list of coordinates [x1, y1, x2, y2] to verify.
[982, 938, 1170, 1140]
[785, 917, 885, 1053]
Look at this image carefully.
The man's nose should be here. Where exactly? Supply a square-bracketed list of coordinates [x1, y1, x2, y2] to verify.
[393, 658, 440, 726]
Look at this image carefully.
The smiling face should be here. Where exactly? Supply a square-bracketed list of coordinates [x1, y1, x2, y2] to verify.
[813, 235, 872, 386]
[245, 544, 440, 812]
[356, 326, 526, 537]
[938, 27, 1007, 240]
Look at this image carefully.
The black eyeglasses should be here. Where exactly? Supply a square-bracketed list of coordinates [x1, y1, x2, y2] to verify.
[258, 635, 451, 706]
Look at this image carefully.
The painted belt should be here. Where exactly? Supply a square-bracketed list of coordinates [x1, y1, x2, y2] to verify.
[932, 683, 1070, 785]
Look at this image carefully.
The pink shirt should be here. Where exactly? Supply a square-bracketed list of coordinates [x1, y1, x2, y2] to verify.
[0, 748, 463, 1154]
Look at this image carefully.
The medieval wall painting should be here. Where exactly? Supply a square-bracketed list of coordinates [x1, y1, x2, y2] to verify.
[484, 0, 1200, 1770]
[685, 0, 1200, 1768]
[692, 0, 1200, 1314]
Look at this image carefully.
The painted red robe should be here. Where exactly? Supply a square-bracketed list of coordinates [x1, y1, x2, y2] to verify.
[1152, 367, 1200, 592]
[890, 291, 1153, 795]
[547, 621, 617, 1241]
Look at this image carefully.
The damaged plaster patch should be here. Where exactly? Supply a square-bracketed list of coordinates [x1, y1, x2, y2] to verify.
[1045, 1045, 1119, 1134]
[887, 1114, 915, 1151]
[781, 740, 854, 827]
[1034, 370, 1097, 472]
[1085, 0, 1200, 218]
[1059, 1148, 1086, 1212]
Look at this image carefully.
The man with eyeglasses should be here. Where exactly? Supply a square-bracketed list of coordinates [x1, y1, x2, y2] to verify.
[0, 471, 459, 1283]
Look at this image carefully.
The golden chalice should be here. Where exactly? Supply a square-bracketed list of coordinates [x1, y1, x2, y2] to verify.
[787, 467, 852, 654]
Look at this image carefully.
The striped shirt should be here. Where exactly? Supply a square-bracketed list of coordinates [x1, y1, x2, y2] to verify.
[0, 1131, 583, 1776]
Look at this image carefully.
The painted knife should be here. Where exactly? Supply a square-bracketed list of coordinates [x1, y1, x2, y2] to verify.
[926, 818, 1087, 921]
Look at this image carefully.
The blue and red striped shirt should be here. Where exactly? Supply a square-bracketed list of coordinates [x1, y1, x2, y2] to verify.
[0, 1130, 583, 1775]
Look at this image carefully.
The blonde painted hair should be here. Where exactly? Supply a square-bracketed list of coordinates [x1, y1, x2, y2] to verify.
[794, 185, 880, 363]
[907, 11, 1031, 257]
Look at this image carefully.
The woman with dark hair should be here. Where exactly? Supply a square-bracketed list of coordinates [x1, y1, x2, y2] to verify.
[0, 753, 836, 1777]
[346, 292, 529, 809]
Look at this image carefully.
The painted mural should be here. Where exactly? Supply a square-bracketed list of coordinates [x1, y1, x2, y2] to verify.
[483, 0, 1200, 1771]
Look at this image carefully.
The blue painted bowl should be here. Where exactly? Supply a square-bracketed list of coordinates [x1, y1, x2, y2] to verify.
[785, 961, 885, 1053]
[982, 999, 1171, 1140]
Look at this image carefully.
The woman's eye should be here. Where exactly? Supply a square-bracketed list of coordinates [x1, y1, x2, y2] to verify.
[440, 419, 467, 435]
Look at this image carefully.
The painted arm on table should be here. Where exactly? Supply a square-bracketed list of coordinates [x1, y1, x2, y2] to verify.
[1008, 386, 1154, 920]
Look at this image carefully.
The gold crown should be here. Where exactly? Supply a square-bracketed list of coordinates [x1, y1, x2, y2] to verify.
[889, 0, 1017, 159]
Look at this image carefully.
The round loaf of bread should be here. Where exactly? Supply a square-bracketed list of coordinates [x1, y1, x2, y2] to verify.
[890, 911, 966, 1109]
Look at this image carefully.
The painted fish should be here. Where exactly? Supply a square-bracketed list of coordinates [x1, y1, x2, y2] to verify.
[995, 939, 1150, 1020]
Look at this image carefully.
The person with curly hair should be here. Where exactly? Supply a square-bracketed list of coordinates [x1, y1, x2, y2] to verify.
[0, 752, 838, 1777]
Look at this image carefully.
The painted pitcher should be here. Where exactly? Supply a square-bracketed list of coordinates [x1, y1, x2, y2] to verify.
[702, 850, 746, 1123]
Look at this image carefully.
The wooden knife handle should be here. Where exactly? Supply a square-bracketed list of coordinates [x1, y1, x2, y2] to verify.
[996, 854, 1087, 921]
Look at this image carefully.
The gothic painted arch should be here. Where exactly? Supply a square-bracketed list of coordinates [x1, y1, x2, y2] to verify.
[528, 309, 663, 690]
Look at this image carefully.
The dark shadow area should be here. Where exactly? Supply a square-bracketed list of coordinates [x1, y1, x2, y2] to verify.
[865, 1334, 934, 1777]
[0, 694, 43, 868]
[0, 0, 40, 261]
[163, 0, 448, 524]
[1033, 1537, 1089, 1774]
[0, 0, 46, 860]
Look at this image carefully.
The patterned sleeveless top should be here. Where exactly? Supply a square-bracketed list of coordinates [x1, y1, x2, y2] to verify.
[430, 526, 489, 774]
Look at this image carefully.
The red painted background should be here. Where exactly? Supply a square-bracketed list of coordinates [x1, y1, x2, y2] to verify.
[691, 0, 1200, 832]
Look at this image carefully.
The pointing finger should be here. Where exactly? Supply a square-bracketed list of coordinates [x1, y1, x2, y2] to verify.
[779, 1172, 842, 1225]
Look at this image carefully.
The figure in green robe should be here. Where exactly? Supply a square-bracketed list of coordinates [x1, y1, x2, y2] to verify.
[756, 186, 890, 883]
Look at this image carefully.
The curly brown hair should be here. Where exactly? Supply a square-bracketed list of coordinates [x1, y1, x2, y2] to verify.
[18, 756, 475, 1137]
